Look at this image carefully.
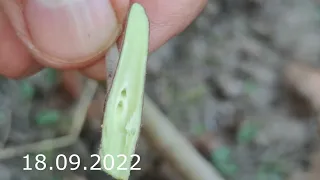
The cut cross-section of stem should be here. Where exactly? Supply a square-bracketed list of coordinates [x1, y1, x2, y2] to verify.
[100, 3, 149, 180]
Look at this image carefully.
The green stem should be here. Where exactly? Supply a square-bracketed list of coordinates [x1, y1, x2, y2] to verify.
[100, 3, 149, 180]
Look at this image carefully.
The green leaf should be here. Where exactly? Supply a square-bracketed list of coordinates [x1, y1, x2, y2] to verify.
[20, 81, 35, 100]
[46, 68, 59, 85]
[257, 161, 287, 180]
[237, 121, 258, 144]
[257, 168, 284, 180]
[35, 110, 61, 125]
[211, 146, 238, 177]
[100, 3, 149, 180]
[212, 146, 232, 162]
[216, 163, 238, 177]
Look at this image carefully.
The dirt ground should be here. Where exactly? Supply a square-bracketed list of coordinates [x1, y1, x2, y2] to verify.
[2, 0, 320, 180]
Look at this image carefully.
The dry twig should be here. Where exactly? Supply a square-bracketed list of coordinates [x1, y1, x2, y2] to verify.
[285, 62, 320, 111]
[285, 62, 320, 180]
[0, 79, 98, 159]
[142, 95, 224, 180]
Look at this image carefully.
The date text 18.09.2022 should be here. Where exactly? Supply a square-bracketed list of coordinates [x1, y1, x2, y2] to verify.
[23, 154, 141, 171]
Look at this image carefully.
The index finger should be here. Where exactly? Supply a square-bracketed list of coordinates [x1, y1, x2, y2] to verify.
[130, 0, 207, 52]
[83, 0, 207, 79]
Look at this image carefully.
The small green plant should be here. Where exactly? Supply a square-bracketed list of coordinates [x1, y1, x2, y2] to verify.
[237, 121, 259, 144]
[257, 162, 286, 180]
[211, 146, 238, 177]
[20, 81, 35, 100]
[35, 110, 61, 125]
[45, 68, 59, 85]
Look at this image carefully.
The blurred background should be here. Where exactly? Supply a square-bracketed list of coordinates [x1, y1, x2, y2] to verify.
[2, 0, 320, 179]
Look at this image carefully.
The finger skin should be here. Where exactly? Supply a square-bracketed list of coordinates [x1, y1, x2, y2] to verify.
[0, 0, 123, 69]
[82, 58, 107, 80]
[0, 0, 207, 79]
[131, 0, 207, 52]
[83, 0, 207, 79]
[0, 8, 42, 78]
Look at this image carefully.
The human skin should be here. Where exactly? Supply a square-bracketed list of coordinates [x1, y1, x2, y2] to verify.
[0, 0, 207, 80]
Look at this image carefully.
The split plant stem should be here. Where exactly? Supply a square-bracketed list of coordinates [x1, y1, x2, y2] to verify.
[100, 3, 149, 180]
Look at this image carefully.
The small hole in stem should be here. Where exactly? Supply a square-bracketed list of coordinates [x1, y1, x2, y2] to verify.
[121, 88, 127, 97]
[117, 101, 124, 113]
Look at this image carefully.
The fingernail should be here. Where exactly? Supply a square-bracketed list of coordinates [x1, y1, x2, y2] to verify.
[24, 0, 119, 61]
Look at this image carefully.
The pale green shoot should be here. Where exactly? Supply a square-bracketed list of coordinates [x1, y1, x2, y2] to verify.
[100, 3, 149, 180]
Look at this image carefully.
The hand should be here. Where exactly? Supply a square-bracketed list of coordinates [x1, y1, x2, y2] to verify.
[0, 0, 207, 80]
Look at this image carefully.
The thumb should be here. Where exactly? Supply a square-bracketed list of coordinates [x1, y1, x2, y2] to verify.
[1, 0, 128, 69]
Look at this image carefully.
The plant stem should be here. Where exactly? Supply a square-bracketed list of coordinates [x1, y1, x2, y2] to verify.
[100, 3, 149, 180]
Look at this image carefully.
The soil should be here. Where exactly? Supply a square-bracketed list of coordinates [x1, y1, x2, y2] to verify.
[1, 0, 320, 180]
